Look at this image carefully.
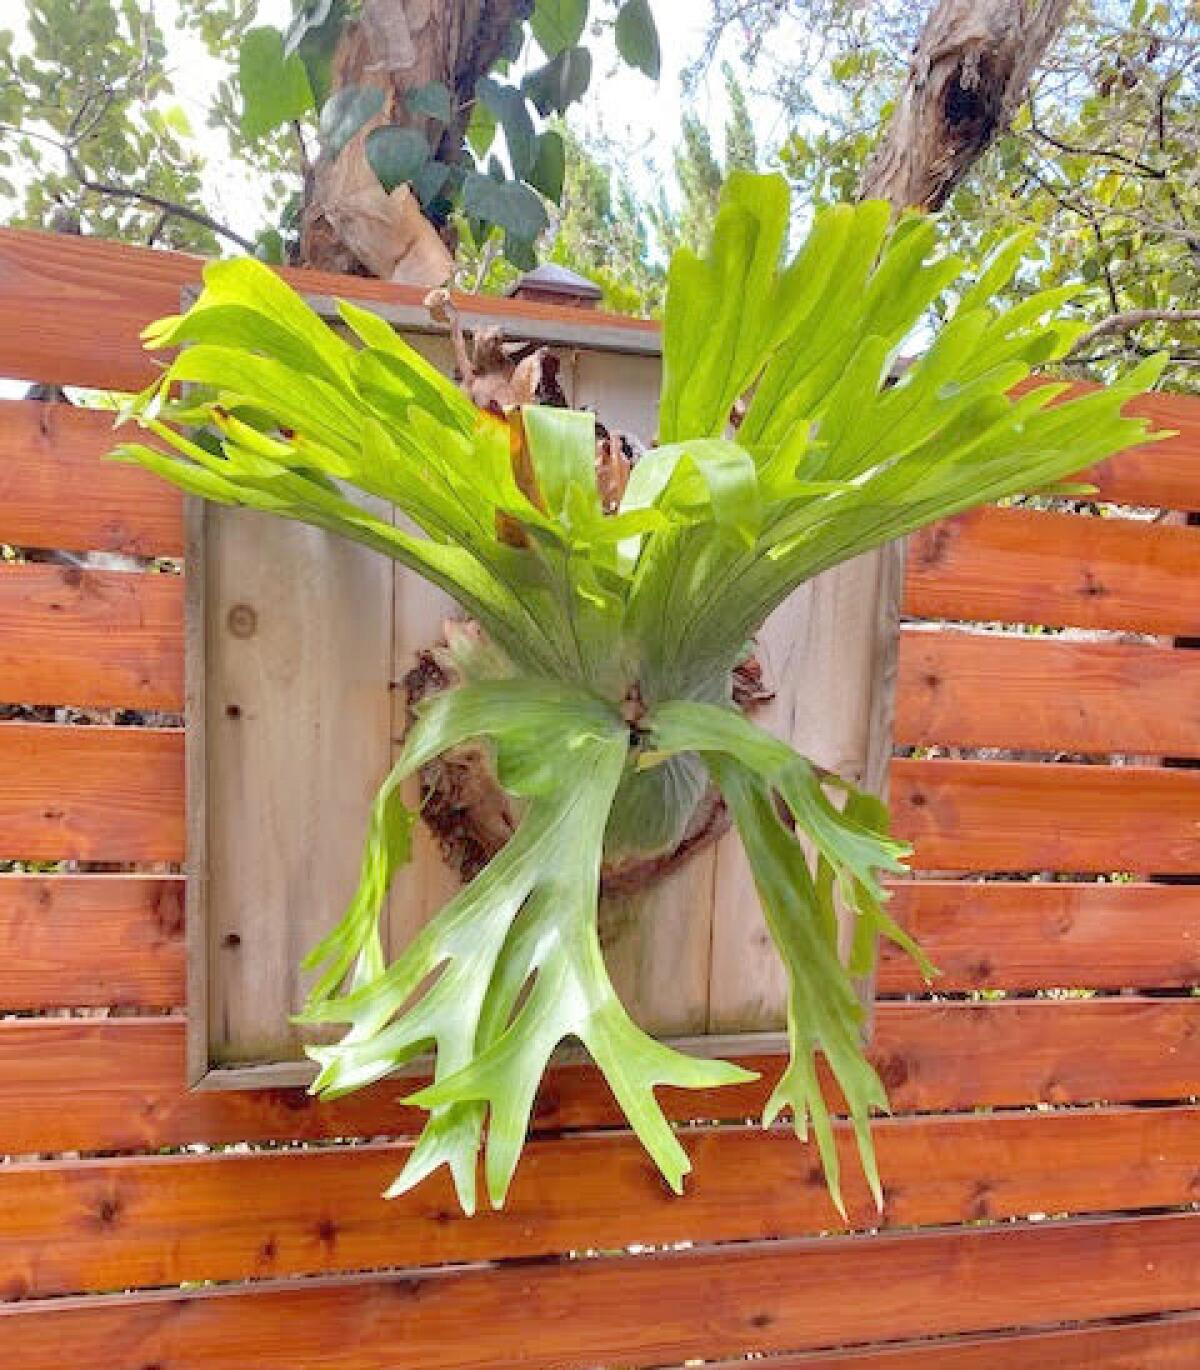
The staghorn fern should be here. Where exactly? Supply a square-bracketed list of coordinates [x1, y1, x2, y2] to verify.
[112, 172, 1166, 1217]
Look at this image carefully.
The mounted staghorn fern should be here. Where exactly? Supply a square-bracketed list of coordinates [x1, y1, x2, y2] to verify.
[112, 172, 1165, 1218]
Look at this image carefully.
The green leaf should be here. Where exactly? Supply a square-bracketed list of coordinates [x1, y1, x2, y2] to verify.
[238, 27, 315, 140]
[463, 171, 549, 240]
[365, 125, 429, 191]
[530, 0, 588, 57]
[465, 99, 497, 159]
[412, 158, 453, 208]
[406, 80, 454, 124]
[113, 173, 1169, 1221]
[615, 0, 660, 79]
[522, 46, 592, 115]
[526, 128, 566, 203]
[477, 77, 537, 178]
[318, 83, 384, 158]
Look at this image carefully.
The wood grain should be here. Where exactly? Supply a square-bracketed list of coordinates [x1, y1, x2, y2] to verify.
[0, 564, 182, 711]
[0, 400, 183, 557]
[5, 874, 1191, 1006]
[0, 999, 1195, 1154]
[891, 757, 1200, 873]
[0, 1214, 1196, 1369]
[0, 723, 182, 862]
[700, 1310, 1200, 1368]
[896, 628, 1200, 756]
[905, 505, 1200, 636]
[0, 874, 183, 1009]
[708, 543, 905, 1032]
[0, 1106, 1197, 1298]
[0, 226, 654, 393]
[194, 500, 394, 1071]
[880, 880, 1200, 992]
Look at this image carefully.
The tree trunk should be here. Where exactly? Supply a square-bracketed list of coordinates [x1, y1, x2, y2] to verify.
[859, 0, 1072, 210]
[300, 0, 533, 283]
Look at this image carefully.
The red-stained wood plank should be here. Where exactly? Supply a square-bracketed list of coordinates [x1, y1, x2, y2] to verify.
[880, 880, 1200, 993]
[891, 758, 1200, 873]
[896, 628, 1200, 757]
[0, 1214, 1197, 1370]
[0, 226, 654, 394]
[1091, 388, 1200, 511]
[0, 400, 183, 556]
[0, 564, 182, 711]
[0, 723, 183, 862]
[8, 725, 1198, 873]
[701, 1310, 1200, 1368]
[5, 874, 1190, 1008]
[1, 1106, 1197, 1299]
[0, 875, 183, 1009]
[0, 999, 1196, 1155]
[905, 505, 1200, 637]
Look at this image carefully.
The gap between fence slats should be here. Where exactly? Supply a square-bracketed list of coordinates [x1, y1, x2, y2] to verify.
[0, 1213, 1196, 1370]
[0, 999, 1196, 1155]
[6, 723, 1199, 873]
[0, 1106, 1197, 1299]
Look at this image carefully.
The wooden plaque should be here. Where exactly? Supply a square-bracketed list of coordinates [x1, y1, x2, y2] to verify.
[185, 293, 904, 1089]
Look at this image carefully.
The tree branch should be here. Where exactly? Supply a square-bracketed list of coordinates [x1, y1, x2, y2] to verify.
[72, 173, 258, 253]
[860, 0, 1072, 211]
[1069, 308, 1200, 354]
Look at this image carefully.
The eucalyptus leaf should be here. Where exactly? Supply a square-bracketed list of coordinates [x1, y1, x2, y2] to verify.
[476, 77, 537, 178]
[527, 128, 566, 203]
[406, 80, 454, 125]
[463, 171, 549, 240]
[522, 45, 592, 115]
[615, 0, 661, 79]
[318, 84, 384, 158]
[365, 125, 429, 191]
[530, 0, 588, 57]
[239, 27, 315, 139]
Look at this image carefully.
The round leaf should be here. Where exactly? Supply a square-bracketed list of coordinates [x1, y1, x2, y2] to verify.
[522, 46, 592, 116]
[615, 0, 661, 80]
[463, 172, 550, 241]
[477, 77, 537, 179]
[239, 27, 315, 140]
[530, 0, 588, 58]
[318, 84, 385, 158]
[365, 125, 430, 192]
[407, 81, 454, 125]
[527, 129, 566, 204]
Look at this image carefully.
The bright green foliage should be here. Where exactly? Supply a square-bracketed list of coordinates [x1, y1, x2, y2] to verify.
[112, 172, 1165, 1216]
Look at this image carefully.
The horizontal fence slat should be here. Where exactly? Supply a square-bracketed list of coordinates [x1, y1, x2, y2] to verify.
[8, 726, 1199, 873]
[0, 401, 183, 556]
[0, 564, 182, 712]
[0, 227, 655, 393]
[0, 874, 1191, 1010]
[1, 1106, 1197, 1299]
[881, 880, 1200, 993]
[892, 758, 1200, 873]
[0, 723, 182, 862]
[896, 629, 1200, 757]
[1091, 389, 1200, 511]
[0, 875, 183, 1009]
[0, 1000, 1196, 1155]
[703, 1310, 1200, 1368]
[904, 505, 1200, 636]
[4, 876, 1190, 1009]
[0, 1214, 1196, 1370]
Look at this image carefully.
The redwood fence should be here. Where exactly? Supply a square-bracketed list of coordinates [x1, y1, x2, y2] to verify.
[0, 226, 1198, 1368]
